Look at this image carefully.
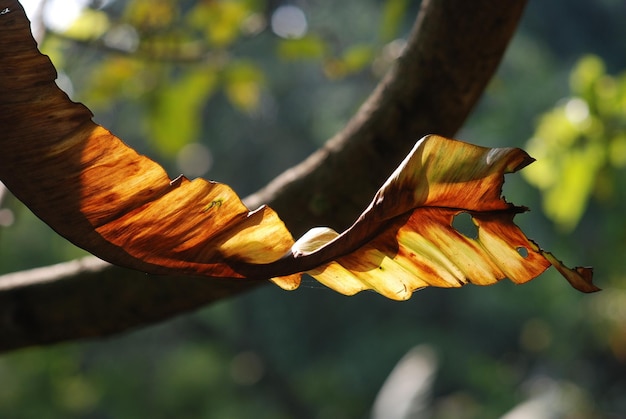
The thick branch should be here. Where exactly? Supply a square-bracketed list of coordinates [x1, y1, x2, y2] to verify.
[0, 0, 527, 352]
[0, 257, 261, 352]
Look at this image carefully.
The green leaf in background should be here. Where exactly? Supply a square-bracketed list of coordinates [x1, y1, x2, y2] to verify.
[63, 8, 110, 41]
[380, 0, 409, 41]
[323, 44, 375, 79]
[84, 57, 149, 108]
[188, 0, 254, 48]
[147, 68, 218, 155]
[123, 0, 177, 32]
[523, 55, 626, 231]
[223, 60, 264, 113]
[277, 35, 327, 61]
[342, 44, 375, 72]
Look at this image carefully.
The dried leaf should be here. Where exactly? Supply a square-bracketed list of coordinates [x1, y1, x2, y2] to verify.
[0, 2, 597, 300]
[276, 137, 598, 299]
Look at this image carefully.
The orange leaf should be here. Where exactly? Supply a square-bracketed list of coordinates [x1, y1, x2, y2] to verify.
[276, 137, 598, 299]
[0, 2, 597, 299]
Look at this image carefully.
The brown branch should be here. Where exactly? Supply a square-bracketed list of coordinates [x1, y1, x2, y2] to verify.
[0, 256, 262, 352]
[0, 0, 527, 352]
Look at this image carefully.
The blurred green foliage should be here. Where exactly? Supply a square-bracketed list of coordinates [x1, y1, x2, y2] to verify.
[524, 55, 626, 232]
[1, 0, 626, 418]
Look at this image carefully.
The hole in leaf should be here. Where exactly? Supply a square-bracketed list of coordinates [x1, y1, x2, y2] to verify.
[517, 247, 529, 258]
[452, 212, 478, 239]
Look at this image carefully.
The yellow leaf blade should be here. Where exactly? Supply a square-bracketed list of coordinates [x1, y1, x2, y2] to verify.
[273, 136, 597, 298]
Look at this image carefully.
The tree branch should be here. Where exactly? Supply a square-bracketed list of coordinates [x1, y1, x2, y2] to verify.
[0, 256, 262, 352]
[0, 0, 527, 352]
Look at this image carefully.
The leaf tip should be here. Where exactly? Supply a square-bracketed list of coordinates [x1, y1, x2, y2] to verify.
[542, 251, 599, 293]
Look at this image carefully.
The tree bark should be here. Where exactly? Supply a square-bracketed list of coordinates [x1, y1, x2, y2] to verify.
[0, 0, 527, 352]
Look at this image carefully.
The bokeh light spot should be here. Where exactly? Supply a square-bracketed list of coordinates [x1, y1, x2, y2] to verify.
[176, 143, 213, 178]
[271, 5, 307, 39]
[564, 97, 589, 125]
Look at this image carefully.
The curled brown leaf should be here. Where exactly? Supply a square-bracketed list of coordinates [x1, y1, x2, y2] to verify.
[0, 1, 597, 300]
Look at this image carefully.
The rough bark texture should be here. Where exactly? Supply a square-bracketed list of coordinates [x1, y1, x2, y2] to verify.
[0, 0, 527, 352]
